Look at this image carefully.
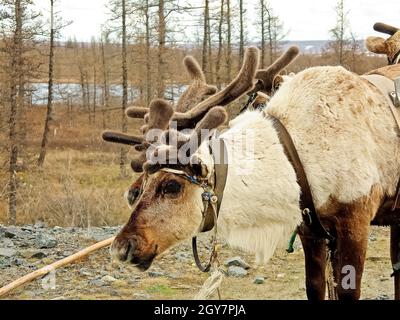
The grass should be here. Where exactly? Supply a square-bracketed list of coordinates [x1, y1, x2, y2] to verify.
[0, 105, 142, 226]
[146, 284, 177, 296]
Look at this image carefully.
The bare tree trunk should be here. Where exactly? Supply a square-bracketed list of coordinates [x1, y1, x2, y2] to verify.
[266, 7, 274, 65]
[202, 0, 212, 82]
[338, 0, 344, 65]
[8, 0, 23, 224]
[260, 0, 265, 68]
[85, 75, 91, 123]
[93, 66, 97, 124]
[216, 0, 224, 88]
[120, 0, 128, 177]
[38, 0, 55, 167]
[144, 0, 151, 106]
[207, 6, 213, 83]
[226, 0, 232, 81]
[100, 36, 110, 129]
[239, 0, 244, 68]
[157, 0, 166, 98]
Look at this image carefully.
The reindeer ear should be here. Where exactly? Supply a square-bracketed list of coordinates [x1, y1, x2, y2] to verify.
[366, 36, 388, 54]
[272, 75, 284, 91]
[190, 155, 210, 178]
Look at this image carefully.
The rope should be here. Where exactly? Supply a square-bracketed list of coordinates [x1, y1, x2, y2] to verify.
[326, 248, 338, 300]
[193, 200, 225, 300]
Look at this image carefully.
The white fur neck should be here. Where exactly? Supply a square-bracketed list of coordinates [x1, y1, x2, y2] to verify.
[215, 110, 301, 265]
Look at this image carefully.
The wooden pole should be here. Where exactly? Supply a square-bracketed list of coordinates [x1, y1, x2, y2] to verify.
[0, 237, 115, 298]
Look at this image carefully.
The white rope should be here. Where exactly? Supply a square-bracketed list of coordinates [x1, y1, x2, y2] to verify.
[193, 267, 225, 300]
[326, 249, 338, 300]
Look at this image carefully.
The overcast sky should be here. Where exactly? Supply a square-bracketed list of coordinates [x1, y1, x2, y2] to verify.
[34, 0, 400, 42]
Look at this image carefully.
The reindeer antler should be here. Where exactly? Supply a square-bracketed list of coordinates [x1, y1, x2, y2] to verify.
[374, 22, 399, 36]
[144, 107, 228, 173]
[248, 46, 299, 96]
[175, 56, 218, 113]
[366, 22, 400, 64]
[170, 46, 260, 129]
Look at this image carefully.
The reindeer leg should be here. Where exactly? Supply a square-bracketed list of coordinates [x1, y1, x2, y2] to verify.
[331, 217, 370, 300]
[298, 225, 327, 300]
[390, 225, 400, 300]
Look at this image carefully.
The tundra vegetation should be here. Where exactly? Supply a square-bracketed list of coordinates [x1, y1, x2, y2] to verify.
[0, 0, 396, 300]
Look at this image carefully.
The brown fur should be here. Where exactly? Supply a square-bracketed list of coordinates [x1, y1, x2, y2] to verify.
[366, 63, 400, 80]
[172, 47, 260, 129]
[112, 171, 203, 269]
[144, 107, 228, 172]
[254, 46, 299, 94]
[374, 22, 399, 36]
[102, 131, 144, 146]
[366, 31, 400, 64]
[301, 184, 384, 300]
[175, 56, 218, 113]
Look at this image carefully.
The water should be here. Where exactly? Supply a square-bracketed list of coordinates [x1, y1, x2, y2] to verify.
[30, 83, 187, 106]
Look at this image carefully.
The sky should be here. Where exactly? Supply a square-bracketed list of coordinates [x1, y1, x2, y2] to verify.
[34, 0, 400, 42]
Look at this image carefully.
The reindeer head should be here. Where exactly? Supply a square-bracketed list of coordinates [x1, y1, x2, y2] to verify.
[105, 47, 260, 270]
[247, 46, 299, 107]
[103, 55, 218, 206]
[366, 22, 400, 65]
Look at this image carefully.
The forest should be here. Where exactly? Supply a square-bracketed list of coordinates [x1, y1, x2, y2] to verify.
[0, 0, 386, 226]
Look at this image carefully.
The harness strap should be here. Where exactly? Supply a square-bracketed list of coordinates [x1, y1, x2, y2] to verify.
[192, 138, 228, 272]
[362, 74, 400, 210]
[199, 138, 229, 233]
[271, 116, 334, 242]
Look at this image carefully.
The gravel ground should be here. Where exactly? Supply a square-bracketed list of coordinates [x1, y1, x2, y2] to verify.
[0, 224, 395, 300]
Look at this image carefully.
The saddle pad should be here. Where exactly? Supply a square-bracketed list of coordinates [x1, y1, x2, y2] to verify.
[365, 64, 400, 81]
[361, 74, 400, 126]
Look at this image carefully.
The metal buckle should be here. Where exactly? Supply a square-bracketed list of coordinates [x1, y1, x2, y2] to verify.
[390, 77, 400, 108]
[302, 208, 312, 225]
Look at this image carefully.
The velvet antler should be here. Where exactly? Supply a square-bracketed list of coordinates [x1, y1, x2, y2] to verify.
[126, 55, 217, 119]
[366, 22, 400, 64]
[248, 46, 300, 96]
[175, 56, 218, 113]
[374, 22, 399, 36]
[143, 107, 228, 173]
[170, 46, 260, 129]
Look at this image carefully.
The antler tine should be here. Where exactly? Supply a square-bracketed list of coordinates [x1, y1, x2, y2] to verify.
[141, 99, 174, 135]
[102, 131, 144, 146]
[190, 107, 228, 144]
[183, 55, 206, 82]
[143, 107, 228, 173]
[175, 55, 218, 113]
[172, 46, 260, 129]
[129, 99, 174, 172]
[126, 106, 149, 119]
[252, 46, 300, 95]
[374, 22, 399, 36]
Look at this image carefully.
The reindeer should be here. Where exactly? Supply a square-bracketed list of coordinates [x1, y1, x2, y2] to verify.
[102, 41, 400, 300]
[366, 22, 400, 65]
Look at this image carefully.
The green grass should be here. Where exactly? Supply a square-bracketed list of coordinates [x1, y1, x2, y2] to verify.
[146, 284, 177, 296]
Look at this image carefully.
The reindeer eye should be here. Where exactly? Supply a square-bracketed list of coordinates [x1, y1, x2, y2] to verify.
[163, 180, 182, 195]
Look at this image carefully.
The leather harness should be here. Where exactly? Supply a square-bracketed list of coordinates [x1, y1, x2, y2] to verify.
[362, 75, 400, 211]
[193, 74, 400, 271]
[191, 138, 229, 272]
[271, 116, 334, 242]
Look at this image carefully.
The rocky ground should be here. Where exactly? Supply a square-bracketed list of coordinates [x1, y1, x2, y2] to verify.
[0, 224, 395, 300]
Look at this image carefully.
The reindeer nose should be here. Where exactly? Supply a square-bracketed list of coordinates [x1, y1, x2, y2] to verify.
[111, 237, 138, 263]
